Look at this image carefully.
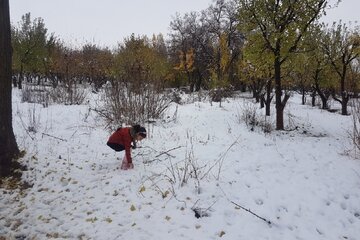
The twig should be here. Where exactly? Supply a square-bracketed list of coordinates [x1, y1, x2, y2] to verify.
[229, 200, 271, 225]
[201, 137, 239, 180]
[143, 146, 182, 164]
[219, 185, 272, 225]
[155, 146, 182, 158]
[191, 199, 218, 218]
[42, 133, 67, 142]
[16, 108, 35, 140]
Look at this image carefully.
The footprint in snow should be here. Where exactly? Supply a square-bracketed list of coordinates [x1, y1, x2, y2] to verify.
[255, 199, 263, 205]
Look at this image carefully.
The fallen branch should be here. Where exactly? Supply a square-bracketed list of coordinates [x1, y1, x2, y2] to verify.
[219, 185, 272, 225]
[155, 146, 182, 158]
[142, 146, 183, 164]
[42, 133, 67, 142]
[230, 200, 271, 225]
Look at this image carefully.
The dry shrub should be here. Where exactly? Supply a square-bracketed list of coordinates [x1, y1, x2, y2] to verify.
[21, 82, 87, 106]
[209, 88, 233, 102]
[49, 84, 87, 105]
[21, 84, 50, 107]
[239, 101, 272, 133]
[100, 82, 172, 127]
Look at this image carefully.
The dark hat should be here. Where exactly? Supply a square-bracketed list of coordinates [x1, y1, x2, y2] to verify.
[138, 127, 147, 138]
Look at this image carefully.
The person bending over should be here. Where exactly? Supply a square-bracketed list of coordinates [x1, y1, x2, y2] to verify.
[107, 124, 146, 170]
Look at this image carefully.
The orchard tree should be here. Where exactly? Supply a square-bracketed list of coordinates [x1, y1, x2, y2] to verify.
[321, 22, 360, 115]
[114, 34, 170, 90]
[238, 0, 328, 130]
[169, 0, 243, 91]
[0, 0, 20, 177]
[12, 13, 50, 88]
[81, 43, 113, 91]
[303, 25, 334, 109]
[169, 11, 210, 91]
[241, 33, 274, 115]
[202, 0, 243, 90]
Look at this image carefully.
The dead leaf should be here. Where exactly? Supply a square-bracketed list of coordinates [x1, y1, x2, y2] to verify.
[130, 205, 136, 211]
[139, 186, 146, 193]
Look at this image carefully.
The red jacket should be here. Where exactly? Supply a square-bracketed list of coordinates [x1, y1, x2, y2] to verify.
[108, 127, 133, 163]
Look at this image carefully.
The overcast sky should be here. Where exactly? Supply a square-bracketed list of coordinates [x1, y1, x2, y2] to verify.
[9, 0, 359, 49]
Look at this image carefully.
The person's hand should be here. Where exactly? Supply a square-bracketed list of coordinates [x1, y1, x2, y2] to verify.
[128, 163, 134, 169]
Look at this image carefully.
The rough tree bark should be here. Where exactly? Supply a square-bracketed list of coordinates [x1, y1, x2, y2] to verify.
[0, 0, 20, 177]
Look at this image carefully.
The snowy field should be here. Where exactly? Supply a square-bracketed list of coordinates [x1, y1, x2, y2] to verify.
[1, 88, 360, 240]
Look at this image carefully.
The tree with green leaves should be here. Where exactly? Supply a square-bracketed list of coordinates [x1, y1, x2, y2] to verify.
[0, 0, 20, 177]
[321, 22, 360, 115]
[241, 34, 274, 115]
[238, 0, 328, 130]
[12, 13, 51, 88]
[303, 25, 335, 109]
[114, 34, 170, 90]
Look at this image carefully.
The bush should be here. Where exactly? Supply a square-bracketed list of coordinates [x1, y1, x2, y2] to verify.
[49, 84, 87, 105]
[99, 82, 172, 127]
[209, 88, 234, 103]
[238, 101, 272, 133]
[21, 82, 87, 106]
[21, 84, 50, 107]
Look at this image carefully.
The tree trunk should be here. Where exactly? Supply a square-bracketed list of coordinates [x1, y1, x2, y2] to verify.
[340, 71, 348, 115]
[274, 55, 284, 130]
[0, 0, 20, 177]
[341, 92, 349, 115]
[12, 73, 17, 87]
[301, 89, 306, 105]
[264, 79, 272, 116]
[260, 93, 265, 109]
[18, 63, 23, 89]
[314, 84, 329, 110]
[195, 69, 202, 92]
[311, 90, 316, 107]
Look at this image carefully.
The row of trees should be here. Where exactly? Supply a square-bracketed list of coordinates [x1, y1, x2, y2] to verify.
[10, 1, 245, 94]
[238, 0, 359, 129]
[11, 1, 360, 127]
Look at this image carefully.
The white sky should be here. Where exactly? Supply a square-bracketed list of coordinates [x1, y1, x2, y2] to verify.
[9, 0, 212, 48]
[9, 0, 359, 49]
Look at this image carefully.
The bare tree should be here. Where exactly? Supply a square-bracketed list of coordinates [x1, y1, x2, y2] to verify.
[0, 0, 20, 177]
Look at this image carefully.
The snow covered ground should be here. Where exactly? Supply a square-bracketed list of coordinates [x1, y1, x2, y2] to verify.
[1, 89, 360, 240]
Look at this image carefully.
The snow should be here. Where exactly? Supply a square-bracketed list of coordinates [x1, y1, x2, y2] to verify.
[1, 89, 360, 240]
